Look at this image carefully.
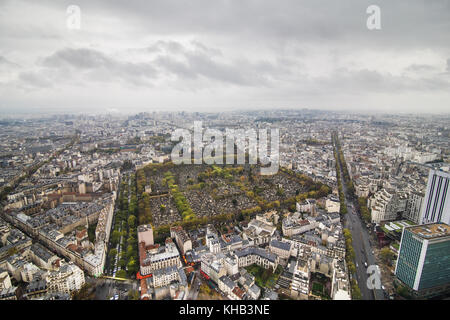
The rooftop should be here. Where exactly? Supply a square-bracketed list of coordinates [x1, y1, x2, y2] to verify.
[270, 239, 291, 251]
[408, 223, 450, 240]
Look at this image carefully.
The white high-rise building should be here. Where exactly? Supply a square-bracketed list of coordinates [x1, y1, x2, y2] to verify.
[420, 169, 450, 225]
[369, 188, 399, 224]
[403, 191, 424, 224]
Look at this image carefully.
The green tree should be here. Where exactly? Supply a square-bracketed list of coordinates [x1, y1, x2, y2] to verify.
[111, 230, 121, 246]
[7, 247, 18, 257]
[351, 280, 362, 300]
[127, 259, 138, 274]
[116, 270, 127, 279]
[396, 285, 411, 299]
[199, 283, 213, 296]
[347, 261, 356, 275]
[380, 247, 394, 264]
[109, 248, 118, 258]
[118, 258, 127, 269]
[128, 215, 137, 228]
[126, 245, 136, 260]
[128, 290, 140, 300]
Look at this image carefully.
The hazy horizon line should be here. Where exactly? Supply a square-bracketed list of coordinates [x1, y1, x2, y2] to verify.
[1, 106, 450, 120]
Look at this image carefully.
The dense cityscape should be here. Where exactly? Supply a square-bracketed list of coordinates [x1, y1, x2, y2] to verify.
[0, 110, 449, 301]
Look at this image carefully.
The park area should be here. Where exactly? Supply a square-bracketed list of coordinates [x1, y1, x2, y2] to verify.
[245, 264, 283, 289]
[310, 273, 332, 300]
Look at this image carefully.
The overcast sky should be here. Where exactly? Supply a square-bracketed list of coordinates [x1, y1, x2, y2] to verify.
[0, 0, 449, 115]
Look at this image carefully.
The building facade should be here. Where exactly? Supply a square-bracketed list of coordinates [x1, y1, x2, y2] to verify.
[47, 263, 85, 294]
[420, 169, 450, 225]
[395, 223, 450, 297]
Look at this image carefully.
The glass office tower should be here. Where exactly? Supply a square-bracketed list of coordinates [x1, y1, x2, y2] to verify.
[395, 223, 450, 297]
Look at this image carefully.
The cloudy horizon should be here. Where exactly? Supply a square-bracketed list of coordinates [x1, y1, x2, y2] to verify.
[1, 0, 450, 115]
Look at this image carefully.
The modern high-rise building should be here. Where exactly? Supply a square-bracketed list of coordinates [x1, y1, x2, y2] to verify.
[403, 190, 424, 224]
[420, 169, 450, 225]
[394, 223, 450, 297]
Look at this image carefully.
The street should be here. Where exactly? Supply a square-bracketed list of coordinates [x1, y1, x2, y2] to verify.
[186, 270, 200, 300]
[334, 137, 385, 300]
[339, 172, 385, 300]
[86, 277, 139, 300]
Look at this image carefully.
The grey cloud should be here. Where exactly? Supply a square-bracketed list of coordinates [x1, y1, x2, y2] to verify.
[66, 0, 450, 50]
[155, 50, 253, 85]
[146, 40, 222, 57]
[318, 68, 450, 94]
[151, 40, 289, 86]
[28, 44, 280, 88]
[154, 55, 196, 79]
[18, 71, 53, 88]
[42, 48, 114, 69]
[190, 41, 222, 57]
[39, 48, 158, 86]
[405, 64, 438, 73]
[146, 40, 185, 54]
[0, 56, 19, 67]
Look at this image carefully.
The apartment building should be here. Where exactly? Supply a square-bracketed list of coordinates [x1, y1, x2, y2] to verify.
[47, 263, 85, 294]
[269, 239, 292, 260]
[201, 252, 227, 284]
[170, 225, 192, 255]
[139, 240, 181, 276]
[149, 265, 187, 288]
[369, 188, 400, 224]
[403, 191, 424, 224]
[233, 247, 278, 272]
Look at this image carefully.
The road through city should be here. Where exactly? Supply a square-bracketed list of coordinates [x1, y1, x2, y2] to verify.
[335, 136, 385, 300]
